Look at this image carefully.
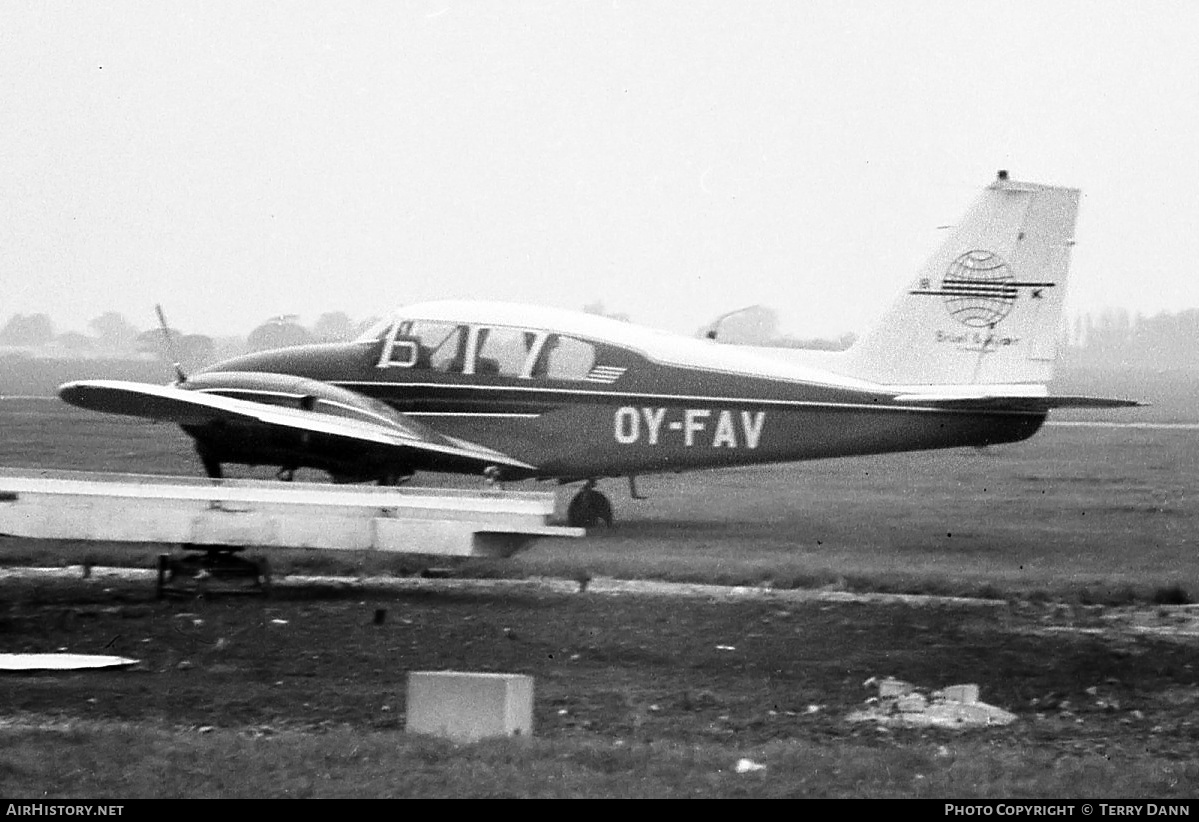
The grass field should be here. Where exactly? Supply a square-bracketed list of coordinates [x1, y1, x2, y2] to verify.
[2, 396, 1198, 798]
[2, 574, 1198, 798]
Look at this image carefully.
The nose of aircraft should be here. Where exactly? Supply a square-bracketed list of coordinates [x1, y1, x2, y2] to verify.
[57, 381, 87, 408]
[57, 381, 119, 412]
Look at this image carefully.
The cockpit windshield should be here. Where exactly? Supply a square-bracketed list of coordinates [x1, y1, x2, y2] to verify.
[355, 318, 395, 343]
[373, 317, 621, 382]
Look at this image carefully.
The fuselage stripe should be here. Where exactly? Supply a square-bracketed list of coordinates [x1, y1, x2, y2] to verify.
[405, 412, 542, 418]
[329, 381, 1045, 416]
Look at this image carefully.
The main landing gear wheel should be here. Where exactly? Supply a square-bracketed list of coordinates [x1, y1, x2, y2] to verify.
[567, 483, 613, 528]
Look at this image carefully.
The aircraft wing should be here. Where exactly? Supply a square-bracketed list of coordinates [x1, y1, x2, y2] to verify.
[57, 379, 536, 471]
[892, 392, 1145, 411]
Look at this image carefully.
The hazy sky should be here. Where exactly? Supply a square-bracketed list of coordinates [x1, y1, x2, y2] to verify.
[4, 1, 1198, 338]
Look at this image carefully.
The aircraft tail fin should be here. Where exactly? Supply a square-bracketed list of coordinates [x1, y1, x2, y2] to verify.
[838, 172, 1080, 387]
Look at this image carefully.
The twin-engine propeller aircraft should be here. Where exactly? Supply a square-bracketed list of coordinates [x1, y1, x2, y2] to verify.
[59, 172, 1137, 527]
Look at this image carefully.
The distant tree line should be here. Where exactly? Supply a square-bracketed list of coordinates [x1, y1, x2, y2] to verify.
[0, 310, 379, 369]
[1063, 309, 1199, 369]
[0, 304, 857, 361]
[9, 305, 1195, 368]
[696, 305, 1199, 363]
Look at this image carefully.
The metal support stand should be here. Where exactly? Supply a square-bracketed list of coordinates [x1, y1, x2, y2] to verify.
[156, 546, 271, 599]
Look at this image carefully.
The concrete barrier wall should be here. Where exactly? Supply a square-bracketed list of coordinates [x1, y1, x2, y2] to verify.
[0, 469, 582, 557]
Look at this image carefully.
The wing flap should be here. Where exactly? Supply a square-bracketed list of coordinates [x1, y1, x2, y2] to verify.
[58, 379, 535, 471]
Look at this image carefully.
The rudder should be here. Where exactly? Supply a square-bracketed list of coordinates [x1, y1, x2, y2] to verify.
[838, 172, 1080, 387]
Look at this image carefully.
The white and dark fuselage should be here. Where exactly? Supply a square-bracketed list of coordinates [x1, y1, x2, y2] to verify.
[182, 300, 1046, 484]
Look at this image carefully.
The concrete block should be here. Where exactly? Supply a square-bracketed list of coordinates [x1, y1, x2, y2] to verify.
[938, 684, 980, 704]
[877, 677, 914, 697]
[406, 671, 533, 743]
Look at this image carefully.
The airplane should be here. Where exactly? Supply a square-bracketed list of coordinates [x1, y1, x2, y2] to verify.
[58, 171, 1139, 528]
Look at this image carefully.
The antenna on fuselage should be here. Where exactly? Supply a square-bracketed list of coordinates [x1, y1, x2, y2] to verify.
[154, 304, 187, 384]
[704, 304, 761, 342]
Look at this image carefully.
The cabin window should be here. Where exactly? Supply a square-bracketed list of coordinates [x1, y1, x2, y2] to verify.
[407, 321, 469, 373]
[473, 327, 537, 377]
[533, 335, 597, 381]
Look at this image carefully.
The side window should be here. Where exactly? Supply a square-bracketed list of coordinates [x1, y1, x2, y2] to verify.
[534, 335, 597, 380]
[474, 327, 535, 377]
[409, 321, 468, 373]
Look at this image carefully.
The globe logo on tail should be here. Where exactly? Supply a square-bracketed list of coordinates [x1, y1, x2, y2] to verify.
[941, 250, 1015, 328]
[908, 250, 1056, 329]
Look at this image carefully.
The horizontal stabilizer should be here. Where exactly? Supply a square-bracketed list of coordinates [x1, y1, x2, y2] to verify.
[1035, 395, 1147, 409]
[893, 392, 1145, 411]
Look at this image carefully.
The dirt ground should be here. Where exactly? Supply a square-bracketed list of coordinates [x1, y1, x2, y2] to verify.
[2, 569, 1197, 762]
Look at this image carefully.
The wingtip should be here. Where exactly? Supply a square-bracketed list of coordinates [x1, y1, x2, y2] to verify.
[57, 381, 85, 405]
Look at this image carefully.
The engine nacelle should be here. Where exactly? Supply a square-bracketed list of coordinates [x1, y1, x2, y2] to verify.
[179, 371, 419, 481]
